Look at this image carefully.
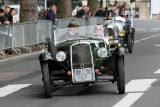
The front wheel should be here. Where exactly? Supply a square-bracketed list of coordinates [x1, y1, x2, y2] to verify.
[117, 56, 125, 94]
[41, 61, 52, 98]
[127, 34, 134, 53]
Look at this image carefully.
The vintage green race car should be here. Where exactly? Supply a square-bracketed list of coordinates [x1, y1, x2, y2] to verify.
[39, 25, 125, 98]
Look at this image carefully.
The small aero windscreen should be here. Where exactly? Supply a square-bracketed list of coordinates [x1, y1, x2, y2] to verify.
[54, 25, 104, 44]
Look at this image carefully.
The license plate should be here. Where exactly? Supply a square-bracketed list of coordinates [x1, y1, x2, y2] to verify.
[75, 68, 92, 82]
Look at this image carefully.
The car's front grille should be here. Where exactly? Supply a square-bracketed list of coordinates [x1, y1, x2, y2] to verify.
[72, 44, 92, 69]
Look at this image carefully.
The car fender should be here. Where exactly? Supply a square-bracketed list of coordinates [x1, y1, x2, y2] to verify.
[39, 52, 53, 61]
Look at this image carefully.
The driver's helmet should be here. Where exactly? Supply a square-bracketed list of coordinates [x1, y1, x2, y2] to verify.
[68, 20, 80, 28]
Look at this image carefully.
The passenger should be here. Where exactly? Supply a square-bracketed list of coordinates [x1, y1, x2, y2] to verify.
[59, 21, 80, 41]
[94, 24, 103, 37]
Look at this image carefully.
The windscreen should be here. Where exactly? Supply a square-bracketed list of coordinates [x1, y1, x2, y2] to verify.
[54, 25, 104, 45]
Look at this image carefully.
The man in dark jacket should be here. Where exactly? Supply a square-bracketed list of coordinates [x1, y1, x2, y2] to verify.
[106, 5, 116, 20]
[95, 6, 104, 17]
[77, 6, 87, 18]
[46, 4, 58, 24]
[0, 8, 10, 25]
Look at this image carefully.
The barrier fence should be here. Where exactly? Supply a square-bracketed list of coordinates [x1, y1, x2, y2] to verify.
[0, 17, 105, 59]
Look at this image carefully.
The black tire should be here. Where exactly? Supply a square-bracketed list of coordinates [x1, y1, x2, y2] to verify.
[127, 34, 133, 53]
[117, 56, 125, 94]
[41, 61, 52, 98]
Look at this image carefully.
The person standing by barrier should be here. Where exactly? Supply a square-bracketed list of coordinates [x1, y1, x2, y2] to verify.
[95, 6, 104, 17]
[119, 2, 127, 16]
[0, 8, 10, 25]
[46, 4, 58, 25]
[46, 4, 58, 38]
[106, 5, 116, 20]
[8, 8, 16, 25]
[77, 5, 87, 18]
[4, 6, 10, 23]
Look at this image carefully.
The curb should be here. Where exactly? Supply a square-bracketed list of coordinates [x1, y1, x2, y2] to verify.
[0, 51, 42, 63]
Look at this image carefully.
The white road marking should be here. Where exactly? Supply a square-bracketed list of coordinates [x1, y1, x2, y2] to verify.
[136, 28, 146, 32]
[114, 79, 156, 107]
[151, 28, 160, 31]
[154, 44, 160, 47]
[154, 69, 160, 74]
[125, 79, 156, 92]
[0, 84, 31, 97]
[135, 34, 160, 43]
[113, 93, 144, 107]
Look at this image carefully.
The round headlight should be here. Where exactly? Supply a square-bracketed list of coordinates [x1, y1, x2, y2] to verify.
[119, 30, 125, 36]
[98, 48, 108, 58]
[56, 51, 66, 62]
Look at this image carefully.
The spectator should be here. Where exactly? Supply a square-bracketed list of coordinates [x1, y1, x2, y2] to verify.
[77, 5, 87, 18]
[106, 5, 117, 20]
[46, 4, 58, 38]
[46, 4, 58, 25]
[0, 8, 10, 25]
[85, 6, 91, 17]
[103, 6, 108, 17]
[4, 6, 10, 22]
[95, 6, 104, 17]
[0, 5, 5, 10]
[119, 2, 127, 16]
[8, 8, 16, 24]
[113, 0, 117, 7]
[72, 5, 79, 17]
[38, 7, 46, 20]
[72, 2, 83, 17]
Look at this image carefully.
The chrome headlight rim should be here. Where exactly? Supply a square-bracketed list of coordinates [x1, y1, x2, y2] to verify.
[98, 48, 108, 58]
[56, 51, 66, 62]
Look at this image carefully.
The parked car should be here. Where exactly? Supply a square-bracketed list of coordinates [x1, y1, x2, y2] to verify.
[39, 25, 125, 98]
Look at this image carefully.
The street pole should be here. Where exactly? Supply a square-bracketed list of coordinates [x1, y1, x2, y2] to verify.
[131, 3, 133, 27]
[45, 0, 47, 10]
[135, 0, 136, 17]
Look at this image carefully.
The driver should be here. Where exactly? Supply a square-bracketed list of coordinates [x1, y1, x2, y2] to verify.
[59, 20, 80, 41]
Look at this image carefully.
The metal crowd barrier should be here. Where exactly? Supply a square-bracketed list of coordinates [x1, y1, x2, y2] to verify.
[0, 20, 52, 57]
[0, 17, 105, 59]
[55, 17, 105, 29]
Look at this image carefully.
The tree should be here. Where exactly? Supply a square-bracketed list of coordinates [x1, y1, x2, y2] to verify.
[88, 0, 99, 16]
[56, 0, 72, 19]
[20, 0, 38, 22]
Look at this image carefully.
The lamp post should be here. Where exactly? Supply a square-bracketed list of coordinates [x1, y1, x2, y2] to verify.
[45, 0, 47, 10]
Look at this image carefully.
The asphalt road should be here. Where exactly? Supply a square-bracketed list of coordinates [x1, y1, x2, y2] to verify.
[0, 19, 160, 107]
